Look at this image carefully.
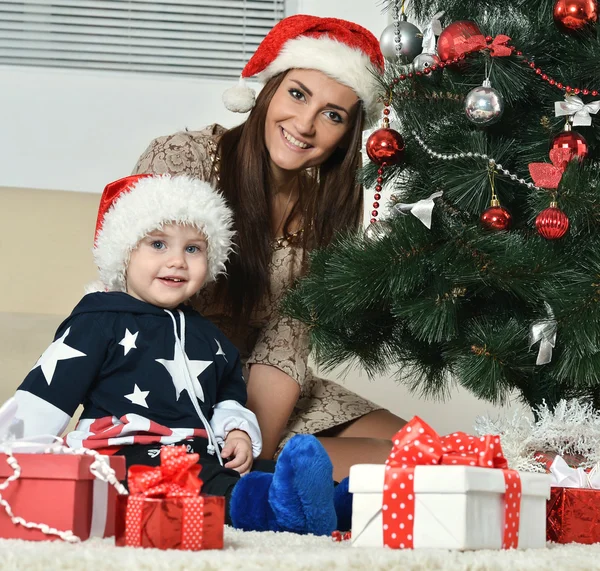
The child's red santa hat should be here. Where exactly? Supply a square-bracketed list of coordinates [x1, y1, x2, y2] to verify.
[222, 14, 385, 125]
[93, 174, 234, 292]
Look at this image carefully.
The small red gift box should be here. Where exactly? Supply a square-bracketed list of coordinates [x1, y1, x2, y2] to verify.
[547, 487, 600, 544]
[115, 446, 224, 550]
[0, 452, 125, 541]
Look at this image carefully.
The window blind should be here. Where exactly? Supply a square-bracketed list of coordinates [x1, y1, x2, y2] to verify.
[0, 0, 285, 79]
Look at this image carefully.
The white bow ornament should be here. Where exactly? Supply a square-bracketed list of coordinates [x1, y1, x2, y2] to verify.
[422, 11, 445, 54]
[549, 455, 600, 489]
[392, 191, 443, 229]
[555, 95, 600, 127]
[529, 303, 557, 365]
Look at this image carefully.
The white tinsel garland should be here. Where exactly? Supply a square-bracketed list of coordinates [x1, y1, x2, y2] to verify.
[474, 399, 600, 472]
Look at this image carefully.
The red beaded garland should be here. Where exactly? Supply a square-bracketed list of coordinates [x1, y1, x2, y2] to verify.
[536, 204, 569, 239]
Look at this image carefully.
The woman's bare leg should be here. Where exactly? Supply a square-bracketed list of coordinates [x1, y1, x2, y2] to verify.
[317, 410, 407, 481]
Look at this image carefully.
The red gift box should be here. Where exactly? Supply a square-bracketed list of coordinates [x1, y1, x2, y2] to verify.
[115, 494, 224, 550]
[114, 446, 224, 550]
[547, 487, 600, 544]
[0, 452, 125, 541]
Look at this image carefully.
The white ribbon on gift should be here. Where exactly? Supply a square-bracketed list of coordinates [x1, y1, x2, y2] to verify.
[549, 455, 600, 489]
[0, 397, 127, 542]
[529, 303, 557, 366]
[555, 95, 600, 127]
[392, 190, 443, 229]
[422, 11, 445, 54]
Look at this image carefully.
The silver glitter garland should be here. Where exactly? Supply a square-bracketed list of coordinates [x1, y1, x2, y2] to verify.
[411, 131, 543, 192]
[393, 1, 401, 57]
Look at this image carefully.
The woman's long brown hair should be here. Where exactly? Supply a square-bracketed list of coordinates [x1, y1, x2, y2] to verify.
[216, 71, 365, 325]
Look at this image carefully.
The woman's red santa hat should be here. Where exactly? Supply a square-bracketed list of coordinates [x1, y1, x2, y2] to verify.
[93, 174, 234, 293]
[223, 14, 385, 125]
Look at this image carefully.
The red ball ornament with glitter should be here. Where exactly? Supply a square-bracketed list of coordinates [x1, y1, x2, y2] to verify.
[366, 128, 406, 166]
[480, 200, 512, 231]
[437, 20, 483, 61]
[536, 203, 569, 239]
[551, 129, 589, 162]
[553, 0, 598, 33]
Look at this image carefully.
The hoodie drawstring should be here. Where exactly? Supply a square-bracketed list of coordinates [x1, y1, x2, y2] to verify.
[164, 309, 223, 466]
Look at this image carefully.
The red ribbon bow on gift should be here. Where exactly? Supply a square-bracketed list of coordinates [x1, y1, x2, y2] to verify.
[454, 34, 513, 58]
[528, 148, 573, 189]
[382, 417, 521, 550]
[128, 445, 203, 498]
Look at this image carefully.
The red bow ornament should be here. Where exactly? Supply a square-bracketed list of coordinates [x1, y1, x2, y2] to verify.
[454, 34, 513, 58]
[382, 417, 521, 549]
[528, 148, 573, 189]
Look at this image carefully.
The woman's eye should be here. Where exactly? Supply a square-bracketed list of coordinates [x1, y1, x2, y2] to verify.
[151, 241, 165, 250]
[289, 88, 305, 101]
[325, 110, 343, 123]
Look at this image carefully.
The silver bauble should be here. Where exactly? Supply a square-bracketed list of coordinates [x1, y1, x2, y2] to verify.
[379, 21, 423, 64]
[364, 221, 393, 241]
[464, 80, 504, 126]
[412, 53, 441, 78]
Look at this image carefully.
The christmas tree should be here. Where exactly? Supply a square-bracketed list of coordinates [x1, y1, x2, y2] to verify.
[283, 0, 600, 412]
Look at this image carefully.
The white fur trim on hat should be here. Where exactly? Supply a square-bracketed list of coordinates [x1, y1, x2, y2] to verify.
[258, 36, 382, 124]
[94, 174, 234, 292]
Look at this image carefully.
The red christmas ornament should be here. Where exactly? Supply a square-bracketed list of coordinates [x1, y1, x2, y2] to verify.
[366, 128, 405, 166]
[536, 203, 569, 239]
[480, 200, 512, 231]
[437, 20, 483, 61]
[553, 0, 598, 33]
[551, 129, 589, 161]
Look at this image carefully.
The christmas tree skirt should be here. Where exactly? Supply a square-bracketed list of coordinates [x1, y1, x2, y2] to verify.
[0, 528, 597, 570]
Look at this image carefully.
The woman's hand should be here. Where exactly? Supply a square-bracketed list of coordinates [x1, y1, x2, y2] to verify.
[221, 429, 253, 475]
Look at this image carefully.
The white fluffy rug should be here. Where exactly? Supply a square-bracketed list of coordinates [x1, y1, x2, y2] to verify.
[0, 529, 597, 570]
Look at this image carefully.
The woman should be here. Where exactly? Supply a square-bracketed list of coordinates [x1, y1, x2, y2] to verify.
[132, 14, 406, 481]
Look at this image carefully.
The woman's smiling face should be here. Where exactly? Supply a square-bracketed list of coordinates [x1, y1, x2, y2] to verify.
[264, 69, 359, 178]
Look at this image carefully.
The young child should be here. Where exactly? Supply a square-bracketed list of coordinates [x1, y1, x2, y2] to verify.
[11, 173, 341, 535]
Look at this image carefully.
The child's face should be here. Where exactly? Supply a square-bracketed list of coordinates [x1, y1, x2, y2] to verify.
[126, 223, 208, 309]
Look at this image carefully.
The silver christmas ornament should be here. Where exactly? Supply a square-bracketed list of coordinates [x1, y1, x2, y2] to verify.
[464, 79, 505, 126]
[364, 221, 393, 241]
[379, 19, 423, 64]
[412, 53, 441, 78]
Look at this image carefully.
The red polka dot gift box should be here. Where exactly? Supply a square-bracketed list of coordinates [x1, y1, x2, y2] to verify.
[115, 445, 224, 551]
[349, 417, 552, 550]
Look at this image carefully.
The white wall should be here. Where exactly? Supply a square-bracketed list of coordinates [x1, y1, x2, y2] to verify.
[0, 0, 388, 194]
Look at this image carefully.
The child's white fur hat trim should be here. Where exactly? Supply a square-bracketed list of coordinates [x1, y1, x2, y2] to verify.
[93, 174, 234, 293]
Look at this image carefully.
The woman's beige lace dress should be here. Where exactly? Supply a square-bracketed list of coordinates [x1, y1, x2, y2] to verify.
[132, 124, 382, 451]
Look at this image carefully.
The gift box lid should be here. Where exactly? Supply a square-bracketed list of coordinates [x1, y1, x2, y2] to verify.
[349, 464, 551, 497]
[0, 452, 125, 481]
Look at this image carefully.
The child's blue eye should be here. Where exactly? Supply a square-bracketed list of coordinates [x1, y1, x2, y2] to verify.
[186, 245, 199, 254]
[151, 241, 165, 250]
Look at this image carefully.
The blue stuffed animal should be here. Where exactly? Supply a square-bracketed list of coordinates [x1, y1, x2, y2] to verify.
[229, 435, 352, 535]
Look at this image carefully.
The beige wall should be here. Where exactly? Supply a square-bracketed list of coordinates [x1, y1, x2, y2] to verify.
[0, 186, 519, 435]
[0, 187, 99, 315]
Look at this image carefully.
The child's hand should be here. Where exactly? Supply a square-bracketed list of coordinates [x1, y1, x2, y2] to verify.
[221, 430, 253, 475]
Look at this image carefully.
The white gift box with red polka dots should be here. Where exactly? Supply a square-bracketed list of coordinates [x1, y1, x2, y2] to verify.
[349, 464, 552, 550]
